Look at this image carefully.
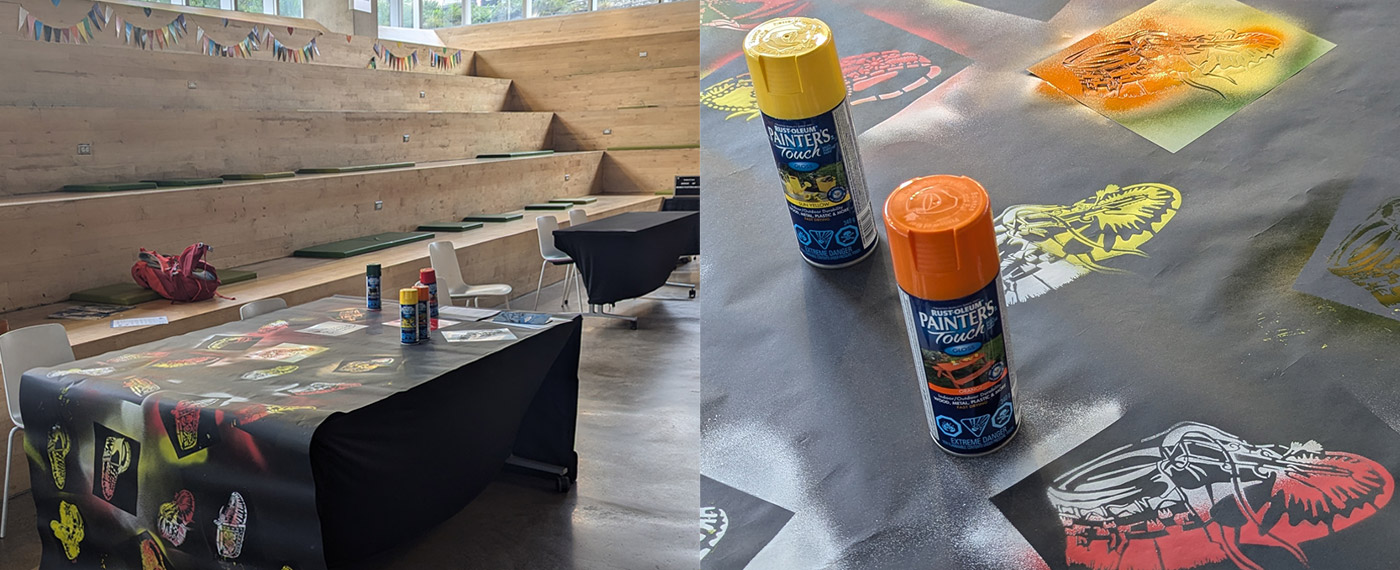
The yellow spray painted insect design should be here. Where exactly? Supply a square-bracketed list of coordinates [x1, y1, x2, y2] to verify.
[1328, 197, 1400, 308]
[996, 183, 1181, 305]
[50, 500, 84, 561]
[47, 424, 70, 489]
[702, 51, 940, 121]
[1063, 29, 1282, 99]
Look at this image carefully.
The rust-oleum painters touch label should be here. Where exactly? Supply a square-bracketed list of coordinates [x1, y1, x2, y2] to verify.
[885, 175, 1020, 456]
[745, 17, 878, 268]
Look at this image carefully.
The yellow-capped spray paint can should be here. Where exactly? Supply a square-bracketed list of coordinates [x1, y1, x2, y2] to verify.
[744, 17, 878, 268]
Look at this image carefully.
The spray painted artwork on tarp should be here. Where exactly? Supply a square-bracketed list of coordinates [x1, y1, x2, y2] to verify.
[1295, 161, 1400, 322]
[955, 0, 1072, 22]
[700, 476, 795, 570]
[1028, 0, 1334, 152]
[19, 296, 564, 569]
[700, 2, 971, 133]
[997, 182, 1182, 305]
[992, 385, 1400, 570]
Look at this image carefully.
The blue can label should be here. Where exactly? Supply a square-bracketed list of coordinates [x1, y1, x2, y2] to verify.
[762, 100, 877, 267]
[367, 276, 381, 310]
[400, 304, 417, 344]
[899, 279, 1018, 455]
[417, 300, 430, 341]
[427, 282, 439, 318]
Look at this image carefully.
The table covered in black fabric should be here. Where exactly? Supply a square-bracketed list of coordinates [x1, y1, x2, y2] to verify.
[19, 296, 580, 569]
[553, 211, 700, 305]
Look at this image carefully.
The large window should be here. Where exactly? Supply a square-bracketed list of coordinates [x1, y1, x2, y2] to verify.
[143, 0, 301, 18]
[387, 0, 676, 30]
[531, 0, 587, 18]
[470, 0, 524, 24]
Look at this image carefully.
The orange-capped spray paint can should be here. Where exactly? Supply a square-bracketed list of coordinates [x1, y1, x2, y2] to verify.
[885, 175, 1019, 456]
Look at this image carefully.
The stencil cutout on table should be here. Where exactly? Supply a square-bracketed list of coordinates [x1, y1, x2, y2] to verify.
[700, 0, 809, 31]
[700, 475, 794, 569]
[997, 183, 1181, 305]
[956, 0, 1071, 21]
[701, 9, 971, 132]
[1027, 0, 1335, 152]
[1295, 171, 1400, 321]
[992, 388, 1400, 570]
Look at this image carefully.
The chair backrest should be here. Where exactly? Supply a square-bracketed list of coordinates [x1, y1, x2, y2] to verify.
[537, 216, 567, 259]
[239, 298, 288, 321]
[0, 324, 75, 427]
[428, 241, 469, 292]
[568, 209, 588, 227]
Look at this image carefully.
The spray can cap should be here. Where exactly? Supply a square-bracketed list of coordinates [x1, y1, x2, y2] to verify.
[415, 285, 430, 302]
[367, 264, 381, 276]
[399, 288, 417, 305]
[743, 17, 846, 120]
[419, 268, 436, 284]
[884, 175, 1000, 301]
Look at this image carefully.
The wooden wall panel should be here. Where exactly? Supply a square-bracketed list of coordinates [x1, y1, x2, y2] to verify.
[457, 4, 699, 185]
[0, 0, 471, 75]
[0, 152, 604, 311]
[0, 109, 552, 194]
[601, 148, 698, 194]
[0, 37, 508, 112]
[553, 106, 700, 151]
[436, 0, 696, 50]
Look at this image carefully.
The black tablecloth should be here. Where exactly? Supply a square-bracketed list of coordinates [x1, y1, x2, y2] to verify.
[19, 296, 580, 569]
[700, 1, 1400, 569]
[553, 211, 700, 305]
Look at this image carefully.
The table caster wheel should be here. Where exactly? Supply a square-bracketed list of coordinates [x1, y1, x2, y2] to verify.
[555, 475, 572, 493]
[689, 289, 696, 299]
[629, 321, 638, 330]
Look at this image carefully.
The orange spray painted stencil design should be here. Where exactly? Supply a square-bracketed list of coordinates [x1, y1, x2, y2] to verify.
[1028, 0, 1333, 152]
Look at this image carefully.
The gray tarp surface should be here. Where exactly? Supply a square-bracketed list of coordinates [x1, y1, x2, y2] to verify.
[699, 0, 1400, 568]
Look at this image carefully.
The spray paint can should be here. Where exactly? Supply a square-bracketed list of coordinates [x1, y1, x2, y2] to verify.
[744, 17, 878, 269]
[366, 264, 382, 310]
[418, 268, 439, 319]
[399, 289, 418, 344]
[885, 175, 1019, 456]
[415, 285, 431, 342]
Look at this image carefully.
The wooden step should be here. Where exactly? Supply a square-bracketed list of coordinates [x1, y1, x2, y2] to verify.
[0, 152, 607, 312]
[1, 195, 661, 360]
[0, 108, 553, 195]
[0, 36, 510, 113]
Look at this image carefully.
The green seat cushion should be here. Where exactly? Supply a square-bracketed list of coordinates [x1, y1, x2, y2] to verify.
[62, 182, 159, 193]
[293, 232, 436, 259]
[416, 221, 485, 232]
[220, 269, 258, 285]
[463, 213, 524, 223]
[476, 150, 555, 159]
[549, 197, 598, 204]
[524, 203, 570, 211]
[70, 283, 161, 305]
[142, 178, 225, 187]
[221, 172, 296, 180]
[296, 162, 415, 174]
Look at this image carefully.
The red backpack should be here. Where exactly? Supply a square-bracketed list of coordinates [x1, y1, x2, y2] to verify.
[131, 243, 228, 303]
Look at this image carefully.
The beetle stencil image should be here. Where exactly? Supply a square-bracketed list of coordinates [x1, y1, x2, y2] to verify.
[1048, 422, 1391, 570]
[996, 183, 1182, 305]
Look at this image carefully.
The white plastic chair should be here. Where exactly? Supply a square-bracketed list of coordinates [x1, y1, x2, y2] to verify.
[568, 208, 588, 228]
[239, 298, 288, 320]
[0, 324, 75, 538]
[428, 241, 513, 308]
[535, 216, 584, 311]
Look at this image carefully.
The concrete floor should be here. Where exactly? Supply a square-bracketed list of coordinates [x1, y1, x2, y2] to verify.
[0, 264, 700, 570]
